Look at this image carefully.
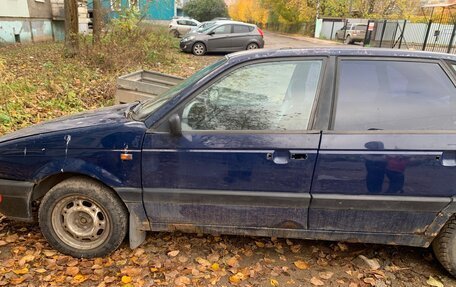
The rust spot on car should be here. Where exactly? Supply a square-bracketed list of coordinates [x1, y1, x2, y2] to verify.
[276, 220, 304, 229]
[167, 223, 202, 234]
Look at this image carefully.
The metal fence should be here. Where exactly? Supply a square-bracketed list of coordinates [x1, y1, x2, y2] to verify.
[365, 11, 456, 53]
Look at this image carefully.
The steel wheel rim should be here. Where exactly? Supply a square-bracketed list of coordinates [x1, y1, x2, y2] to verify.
[194, 44, 205, 55]
[247, 43, 258, 50]
[51, 195, 111, 250]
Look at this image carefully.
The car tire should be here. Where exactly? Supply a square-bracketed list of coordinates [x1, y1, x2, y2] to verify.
[344, 36, 352, 44]
[433, 215, 456, 277]
[171, 30, 179, 38]
[246, 42, 259, 50]
[192, 42, 207, 56]
[38, 177, 128, 258]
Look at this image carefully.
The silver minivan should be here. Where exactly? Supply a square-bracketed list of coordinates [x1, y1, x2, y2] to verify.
[180, 21, 265, 56]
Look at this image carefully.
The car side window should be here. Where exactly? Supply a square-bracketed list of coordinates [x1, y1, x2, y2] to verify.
[334, 60, 456, 130]
[177, 20, 185, 25]
[181, 60, 323, 131]
[212, 25, 231, 34]
[188, 20, 198, 26]
[233, 25, 250, 33]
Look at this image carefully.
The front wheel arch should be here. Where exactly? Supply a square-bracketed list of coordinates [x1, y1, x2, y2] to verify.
[38, 176, 129, 258]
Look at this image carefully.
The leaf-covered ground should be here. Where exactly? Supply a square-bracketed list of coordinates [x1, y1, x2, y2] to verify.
[1, 215, 456, 287]
[1, 39, 456, 287]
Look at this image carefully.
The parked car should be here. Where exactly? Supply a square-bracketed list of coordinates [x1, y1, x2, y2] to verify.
[190, 21, 217, 33]
[335, 22, 367, 44]
[2, 48, 456, 277]
[168, 18, 200, 37]
[180, 21, 264, 55]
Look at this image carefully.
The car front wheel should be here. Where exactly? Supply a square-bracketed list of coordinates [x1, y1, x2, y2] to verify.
[344, 36, 352, 44]
[38, 177, 128, 258]
[192, 42, 207, 56]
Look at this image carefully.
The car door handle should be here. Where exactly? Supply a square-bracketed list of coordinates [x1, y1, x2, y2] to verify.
[266, 151, 308, 164]
[441, 151, 456, 167]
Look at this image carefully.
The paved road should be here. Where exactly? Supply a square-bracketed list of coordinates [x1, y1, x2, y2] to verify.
[263, 31, 339, 49]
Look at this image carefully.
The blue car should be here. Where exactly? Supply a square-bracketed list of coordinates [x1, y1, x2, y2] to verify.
[1, 48, 456, 276]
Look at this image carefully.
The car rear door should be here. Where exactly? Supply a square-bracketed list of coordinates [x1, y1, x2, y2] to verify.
[141, 58, 327, 233]
[309, 57, 456, 236]
[231, 24, 251, 50]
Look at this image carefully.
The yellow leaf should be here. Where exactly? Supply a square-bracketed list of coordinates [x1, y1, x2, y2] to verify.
[255, 241, 265, 248]
[150, 267, 159, 272]
[35, 268, 47, 273]
[211, 263, 220, 271]
[121, 275, 132, 284]
[12, 267, 28, 275]
[73, 274, 86, 284]
[167, 250, 180, 257]
[196, 257, 211, 267]
[427, 276, 444, 287]
[294, 260, 310, 270]
[270, 278, 279, 286]
[19, 254, 35, 266]
[229, 272, 246, 284]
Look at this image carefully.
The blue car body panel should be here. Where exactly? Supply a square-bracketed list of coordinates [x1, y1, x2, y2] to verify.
[1, 48, 456, 248]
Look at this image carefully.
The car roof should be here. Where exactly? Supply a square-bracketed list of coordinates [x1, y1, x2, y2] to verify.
[212, 20, 256, 26]
[226, 47, 456, 62]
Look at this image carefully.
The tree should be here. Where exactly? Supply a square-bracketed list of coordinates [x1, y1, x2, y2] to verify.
[183, 0, 229, 22]
[64, 0, 79, 57]
[229, 0, 268, 25]
[93, 0, 102, 44]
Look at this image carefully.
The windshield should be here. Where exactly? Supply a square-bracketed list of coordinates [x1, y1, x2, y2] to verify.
[131, 58, 227, 120]
[198, 22, 216, 33]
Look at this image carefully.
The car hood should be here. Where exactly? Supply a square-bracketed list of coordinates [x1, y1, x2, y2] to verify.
[0, 104, 134, 144]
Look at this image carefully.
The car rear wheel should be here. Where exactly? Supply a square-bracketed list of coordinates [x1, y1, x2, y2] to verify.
[247, 43, 259, 50]
[192, 42, 207, 56]
[433, 215, 456, 277]
[38, 177, 128, 258]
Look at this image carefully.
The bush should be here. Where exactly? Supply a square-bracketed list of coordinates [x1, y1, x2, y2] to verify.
[78, 7, 178, 73]
[183, 0, 229, 22]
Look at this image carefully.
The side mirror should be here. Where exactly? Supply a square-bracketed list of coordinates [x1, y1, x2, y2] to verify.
[169, 114, 182, 136]
[208, 31, 215, 36]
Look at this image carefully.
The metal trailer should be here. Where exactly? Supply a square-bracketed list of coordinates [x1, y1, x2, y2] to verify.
[115, 70, 184, 104]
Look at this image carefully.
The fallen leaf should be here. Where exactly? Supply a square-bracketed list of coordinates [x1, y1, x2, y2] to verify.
[358, 255, 380, 270]
[310, 277, 325, 286]
[12, 267, 29, 275]
[175, 276, 191, 285]
[121, 275, 132, 284]
[167, 250, 180, 257]
[10, 276, 27, 285]
[363, 277, 376, 286]
[196, 257, 211, 267]
[293, 260, 309, 270]
[43, 250, 57, 257]
[72, 274, 86, 284]
[19, 254, 35, 266]
[229, 272, 246, 284]
[319, 271, 334, 280]
[211, 263, 220, 271]
[427, 276, 444, 287]
[0, 241, 7, 246]
[270, 278, 279, 286]
[66, 266, 80, 276]
[34, 268, 47, 273]
[227, 256, 239, 267]
[255, 241, 265, 248]
[337, 242, 348, 251]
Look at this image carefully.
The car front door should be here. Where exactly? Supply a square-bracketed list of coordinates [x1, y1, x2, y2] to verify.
[310, 58, 456, 236]
[142, 58, 326, 233]
[207, 24, 234, 51]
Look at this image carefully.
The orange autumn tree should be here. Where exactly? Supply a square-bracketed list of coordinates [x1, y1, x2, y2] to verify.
[229, 0, 268, 26]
